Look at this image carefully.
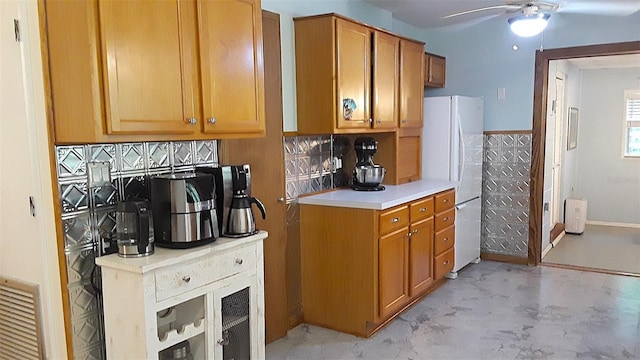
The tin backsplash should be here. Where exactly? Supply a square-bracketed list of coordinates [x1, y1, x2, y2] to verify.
[481, 133, 532, 258]
[55, 140, 217, 359]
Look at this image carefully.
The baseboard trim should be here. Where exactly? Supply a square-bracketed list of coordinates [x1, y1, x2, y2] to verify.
[542, 243, 553, 258]
[480, 252, 528, 265]
[586, 220, 640, 229]
[552, 232, 565, 246]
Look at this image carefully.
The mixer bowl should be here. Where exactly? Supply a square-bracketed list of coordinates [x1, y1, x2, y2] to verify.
[354, 165, 386, 186]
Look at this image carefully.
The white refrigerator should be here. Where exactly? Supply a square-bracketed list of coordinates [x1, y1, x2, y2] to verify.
[422, 96, 484, 279]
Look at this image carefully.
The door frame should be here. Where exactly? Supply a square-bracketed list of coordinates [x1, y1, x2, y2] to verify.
[529, 41, 640, 265]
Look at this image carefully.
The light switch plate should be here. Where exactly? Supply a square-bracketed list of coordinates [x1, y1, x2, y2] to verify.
[87, 161, 111, 187]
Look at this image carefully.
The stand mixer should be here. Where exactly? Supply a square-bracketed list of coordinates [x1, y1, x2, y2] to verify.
[351, 137, 386, 191]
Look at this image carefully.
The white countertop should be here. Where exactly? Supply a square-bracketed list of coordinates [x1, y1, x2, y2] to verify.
[95, 231, 268, 273]
[298, 180, 457, 210]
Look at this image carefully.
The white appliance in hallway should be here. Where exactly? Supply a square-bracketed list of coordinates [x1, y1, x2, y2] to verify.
[422, 96, 484, 279]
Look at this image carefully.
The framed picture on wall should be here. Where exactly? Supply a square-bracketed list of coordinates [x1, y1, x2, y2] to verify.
[567, 107, 579, 150]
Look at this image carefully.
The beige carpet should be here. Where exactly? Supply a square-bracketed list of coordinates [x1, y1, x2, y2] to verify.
[543, 224, 640, 274]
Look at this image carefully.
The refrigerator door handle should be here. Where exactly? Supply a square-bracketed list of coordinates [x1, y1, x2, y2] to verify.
[458, 118, 466, 186]
[455, 196, 480, 209]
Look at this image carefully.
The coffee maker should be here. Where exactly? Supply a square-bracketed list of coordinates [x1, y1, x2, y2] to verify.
[226, 165, 266, 237]
[149, 173, 219, 248]
[197, 164, 252, 236]
[351, 137, 386, 191]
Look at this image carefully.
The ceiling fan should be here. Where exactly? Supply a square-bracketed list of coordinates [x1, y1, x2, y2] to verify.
[443, 0, 640, 37]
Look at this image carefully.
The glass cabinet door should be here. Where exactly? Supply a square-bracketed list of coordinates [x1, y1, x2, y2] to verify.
[212, 275, 259, 359]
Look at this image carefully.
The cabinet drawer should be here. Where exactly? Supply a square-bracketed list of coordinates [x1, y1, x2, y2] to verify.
[410, 197, 434, 222]
[379, 205, 409, 235]
[434, 247, 454, 280]
[434, 225, 455, 256]
[434, 208, 455, 232]
[155, 245, 256, 302]
[435, 190, 455, 213]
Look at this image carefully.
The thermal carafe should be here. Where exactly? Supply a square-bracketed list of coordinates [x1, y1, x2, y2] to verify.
[115, 198, 155, 257]
[149, 173, 219, 248]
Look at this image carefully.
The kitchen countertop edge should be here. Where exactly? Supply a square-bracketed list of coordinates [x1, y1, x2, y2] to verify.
[298, 180, 457, 210]
[95, 231, 268, 274]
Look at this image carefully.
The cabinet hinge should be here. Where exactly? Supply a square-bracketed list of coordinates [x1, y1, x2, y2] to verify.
[14, 19, 21, 42]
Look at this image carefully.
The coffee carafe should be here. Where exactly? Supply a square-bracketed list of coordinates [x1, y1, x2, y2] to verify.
[225, 166, 266, 237]
[115, 198, 155, 257]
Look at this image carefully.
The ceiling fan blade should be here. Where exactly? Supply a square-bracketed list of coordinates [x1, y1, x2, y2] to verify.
[556, 1, 640, 16]
[441, 4, 520, 19]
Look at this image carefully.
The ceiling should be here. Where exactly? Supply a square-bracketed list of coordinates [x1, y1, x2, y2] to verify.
[362, 0, 640, 30]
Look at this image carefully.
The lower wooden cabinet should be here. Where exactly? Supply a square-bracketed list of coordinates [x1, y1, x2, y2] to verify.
[300, 189, 453, 337]
[434, 189, 456, 280]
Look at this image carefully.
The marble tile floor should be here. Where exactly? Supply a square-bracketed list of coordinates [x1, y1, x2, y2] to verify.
[543, 225, 640, 275]
[266, 261, 640, 360]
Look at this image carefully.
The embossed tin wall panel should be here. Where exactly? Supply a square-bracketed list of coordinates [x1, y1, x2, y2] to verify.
[55, 141, 218, 359]
[284, 135, 336, 203]
[481, 133, 532, 257]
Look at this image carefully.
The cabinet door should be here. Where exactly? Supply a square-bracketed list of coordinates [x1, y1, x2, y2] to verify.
[336, 19, 371, 130]
[200, 0, 265, 135]
[408, 217, 434, 297]
[425, 53, 446, 88]
[399, 40, 424, 128]
[378, 228, 409, 319]
[212, 274, 263, 359]
[99, 0, 199, 134]
[371, 31, 398, 129]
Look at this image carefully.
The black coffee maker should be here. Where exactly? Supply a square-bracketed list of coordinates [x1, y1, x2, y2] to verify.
[352, 137, 386, 191]
[225, 166, 266, 237]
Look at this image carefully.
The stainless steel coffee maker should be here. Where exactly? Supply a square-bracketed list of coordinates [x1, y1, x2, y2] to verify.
[149, 173, 219, 248]
[225, 165, 266, 237]
[115, 198, 155, 257]
[197, 164, 265, 237]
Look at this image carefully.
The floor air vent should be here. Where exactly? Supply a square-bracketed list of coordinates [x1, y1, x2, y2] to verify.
[0, 277, 44, 360]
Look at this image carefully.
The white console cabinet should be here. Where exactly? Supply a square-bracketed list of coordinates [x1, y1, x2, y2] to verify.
[96, 232, 267, 359]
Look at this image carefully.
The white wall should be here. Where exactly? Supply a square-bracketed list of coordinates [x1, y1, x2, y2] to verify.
[0, 1, 67, 357]
[261, 0, 426, 132]
[575, 67, 640, 224]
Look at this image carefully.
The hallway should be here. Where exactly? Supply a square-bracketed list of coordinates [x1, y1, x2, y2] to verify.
[266, 261, 640, 359]
[543, 224, 640, 275]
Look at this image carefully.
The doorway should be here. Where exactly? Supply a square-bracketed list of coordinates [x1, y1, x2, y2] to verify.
[530, 41, 640, 274]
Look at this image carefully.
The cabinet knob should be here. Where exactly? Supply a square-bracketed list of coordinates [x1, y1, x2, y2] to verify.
[443, 217, 450, 222]
[401, 119, 407, 124]
[182, 275, 191, 283]
[444, 237, 449, 242]
[391, 217, 399, 223]
[444, 260, 450, 265]
[413, 229, 418, 234]
[208, 117, 216, 124]
[218, 330, 230, 346]
[443, 199, 449, 203]
[376, 119, 381, 124]
[278, 197, 285, 203]
[235, 258, 244, 265]
[187, 117, 197, 125]
[420, 207, 427, 212]
[368, 118, 373, 124]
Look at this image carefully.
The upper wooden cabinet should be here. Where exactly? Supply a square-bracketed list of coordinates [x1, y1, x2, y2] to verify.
[372, 31, 399, 130]
[424, 52, 446, 88]
[294, 14, 422, 135]
[43, 0, 265, 144]
[399, 40, 425, 128]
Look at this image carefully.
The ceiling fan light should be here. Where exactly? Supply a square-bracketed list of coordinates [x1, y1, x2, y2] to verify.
[508, 13, 550, 37]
